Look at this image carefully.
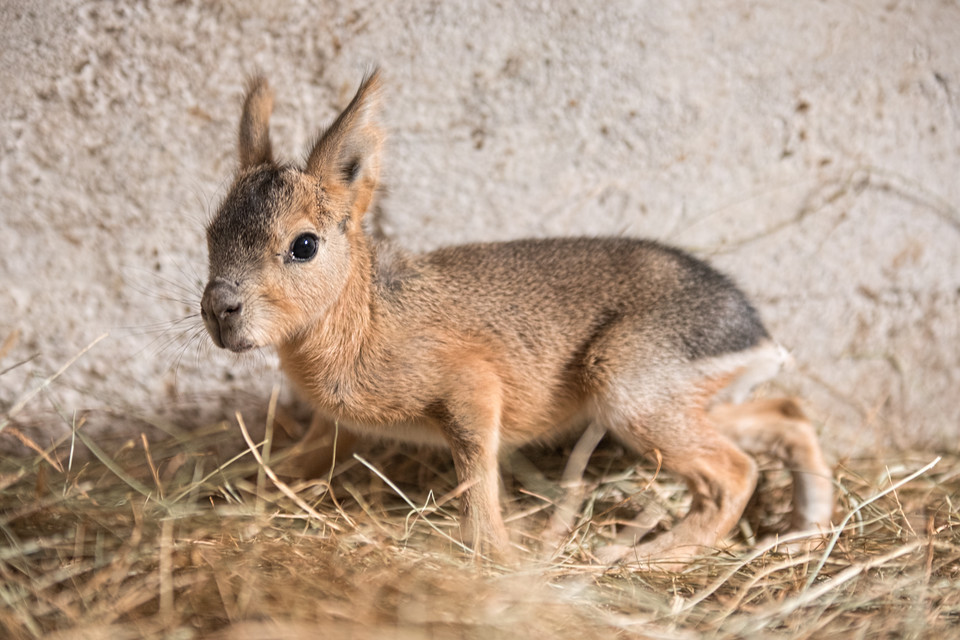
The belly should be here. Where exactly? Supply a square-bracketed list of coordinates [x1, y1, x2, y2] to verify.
[332, 396, 596, 451]
[335, 414, 449, 448]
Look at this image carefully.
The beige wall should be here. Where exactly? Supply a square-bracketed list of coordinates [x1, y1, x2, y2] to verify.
[2, 1, 958, 454]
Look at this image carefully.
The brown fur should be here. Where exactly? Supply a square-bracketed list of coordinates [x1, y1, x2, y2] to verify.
[200, 70, 834, 565]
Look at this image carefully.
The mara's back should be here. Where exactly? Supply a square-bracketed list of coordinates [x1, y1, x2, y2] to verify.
[406, 237, 769, 366]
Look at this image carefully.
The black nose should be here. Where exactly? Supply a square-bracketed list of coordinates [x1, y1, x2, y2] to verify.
[200, 279, 255, 352]
[200, 280, 243, 322]
[201, 280, 243, 326]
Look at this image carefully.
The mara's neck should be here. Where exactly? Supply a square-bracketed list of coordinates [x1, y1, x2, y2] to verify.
[276, 234, 378, 401]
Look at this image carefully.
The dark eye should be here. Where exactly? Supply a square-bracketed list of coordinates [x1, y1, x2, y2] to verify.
[289, 233, 319, 262]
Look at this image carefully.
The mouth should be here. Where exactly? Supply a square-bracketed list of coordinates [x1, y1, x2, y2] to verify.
[202, 317, 257, 353]
[216, 330, 258, 354]
[227, 341, 257, 354]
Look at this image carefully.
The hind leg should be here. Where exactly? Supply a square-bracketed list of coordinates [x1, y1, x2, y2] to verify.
[600, 398, 759, 569]
[710, 398, 833, 535]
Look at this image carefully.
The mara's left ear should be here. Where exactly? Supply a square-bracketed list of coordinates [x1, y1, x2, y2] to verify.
[305, 70, 384, 222]
[238, 76, 275, 169]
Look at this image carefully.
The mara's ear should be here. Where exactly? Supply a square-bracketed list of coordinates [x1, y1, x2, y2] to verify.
[238, 76, 275, 169]
[305, 70, 383, 215]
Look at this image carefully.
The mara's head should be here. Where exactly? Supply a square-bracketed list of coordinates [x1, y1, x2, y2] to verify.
[201, 71, 383, 353]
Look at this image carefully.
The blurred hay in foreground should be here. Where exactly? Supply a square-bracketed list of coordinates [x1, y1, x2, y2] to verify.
[1, 399, 958, 640]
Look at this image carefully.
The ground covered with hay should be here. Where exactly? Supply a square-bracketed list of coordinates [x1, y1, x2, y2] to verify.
[1, 403, 958, 639]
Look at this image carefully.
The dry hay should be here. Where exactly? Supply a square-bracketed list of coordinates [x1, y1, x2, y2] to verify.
[2, 404, 958, 640]
[1, 342, 959, 639]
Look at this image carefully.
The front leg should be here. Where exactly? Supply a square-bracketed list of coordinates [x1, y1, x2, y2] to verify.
[275, 413, 357, 480]
[434, 380, 508, 557]
[444, 420, 505, 555]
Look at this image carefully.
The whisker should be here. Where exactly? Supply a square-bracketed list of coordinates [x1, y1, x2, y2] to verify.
[124, 314, 202, 336]
[170, 326, 209, 384]
[192, 332, 210, 373]
[159, 326, 204, 363]
[123, 314, 202, 355]
[171, 338, 196, 382]
[125, 264, 202, 303]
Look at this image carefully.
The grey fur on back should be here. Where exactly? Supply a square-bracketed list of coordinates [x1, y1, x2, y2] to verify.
[375, 236, 769, 364]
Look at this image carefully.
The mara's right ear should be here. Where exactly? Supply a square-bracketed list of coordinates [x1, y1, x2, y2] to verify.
[304, 70, 384, 222]
[238, 76, 275, 169]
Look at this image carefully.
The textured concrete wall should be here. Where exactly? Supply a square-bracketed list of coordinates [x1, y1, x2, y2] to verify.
[2, 1, 958, 455]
